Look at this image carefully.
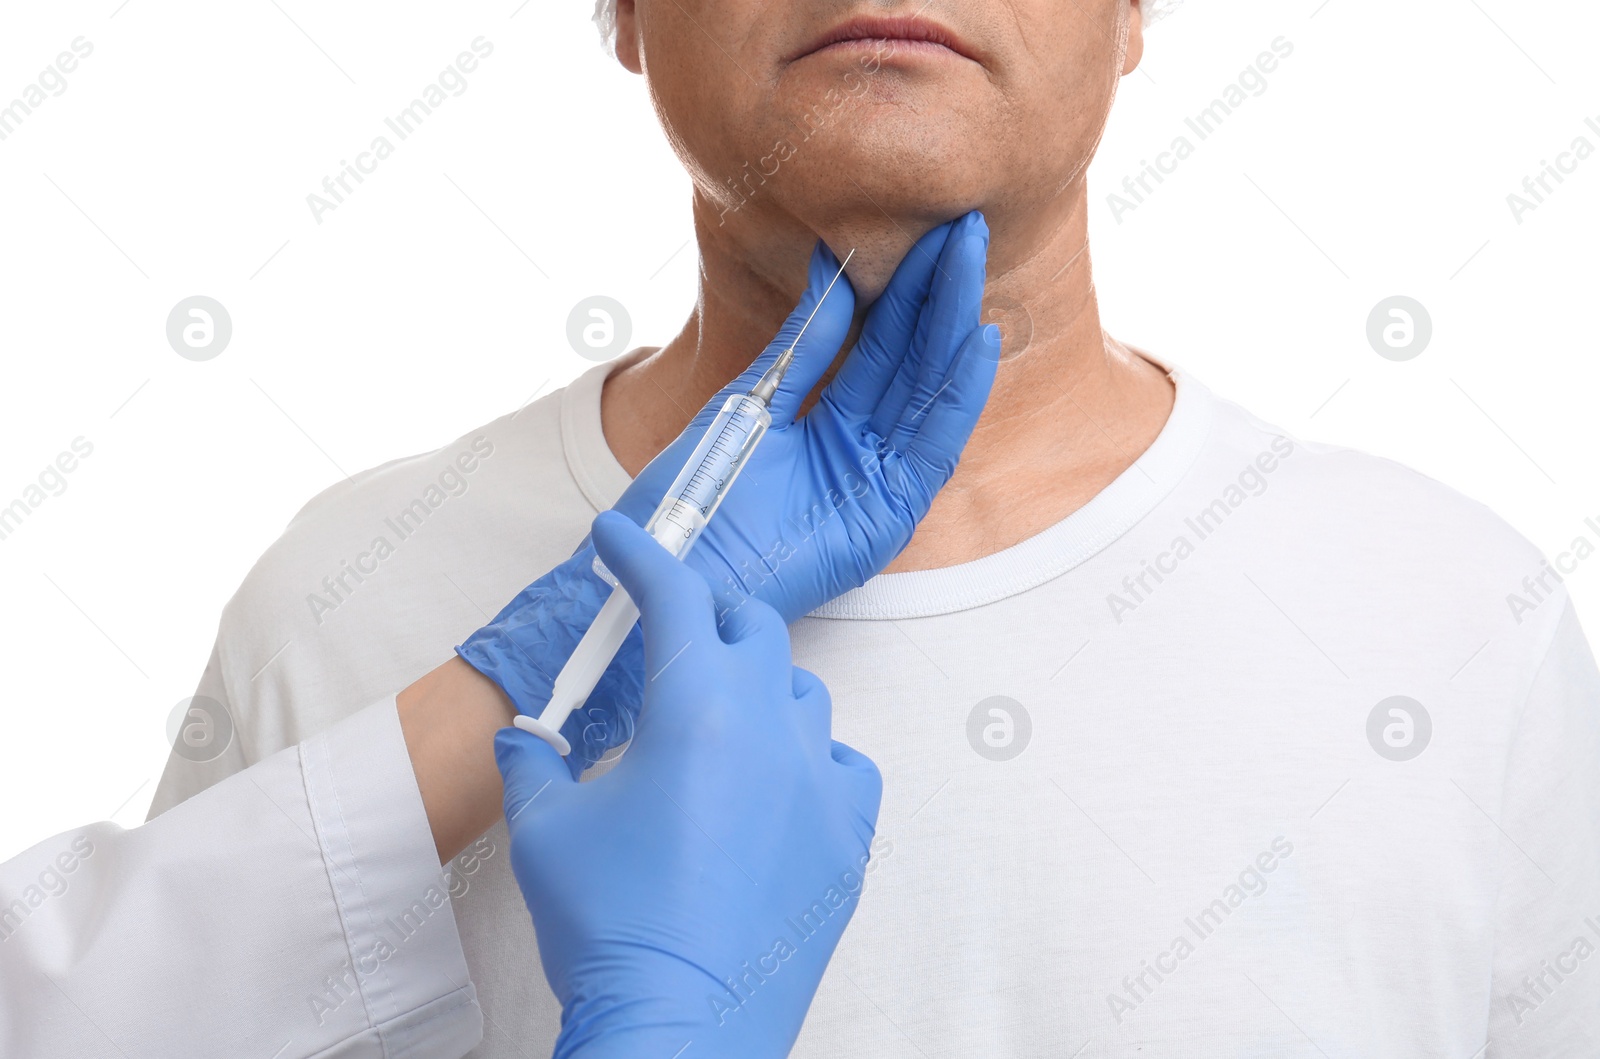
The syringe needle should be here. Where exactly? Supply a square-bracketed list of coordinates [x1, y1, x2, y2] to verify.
[787, 247, 856, 354]
[752, 248, 855, 404]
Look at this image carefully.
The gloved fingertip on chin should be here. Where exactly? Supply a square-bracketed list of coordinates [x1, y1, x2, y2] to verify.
[956, 209, 991, 243]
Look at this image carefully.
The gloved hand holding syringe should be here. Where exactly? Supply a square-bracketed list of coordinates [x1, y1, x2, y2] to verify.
[457, 212, 998, 764]
[514, 252, 855, 755]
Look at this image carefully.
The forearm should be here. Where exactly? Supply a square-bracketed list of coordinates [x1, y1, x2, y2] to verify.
[397, 656, 517, 862]
[402, 544, 646, 862]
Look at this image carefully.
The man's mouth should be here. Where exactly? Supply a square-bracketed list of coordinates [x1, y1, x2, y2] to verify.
[788, 15, 977, 64]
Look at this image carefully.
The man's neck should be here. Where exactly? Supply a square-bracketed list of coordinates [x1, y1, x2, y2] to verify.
[600, 189, 1175, 573]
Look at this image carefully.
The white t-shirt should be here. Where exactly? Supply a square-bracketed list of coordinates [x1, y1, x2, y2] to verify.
[151, 351, 1600, 1057]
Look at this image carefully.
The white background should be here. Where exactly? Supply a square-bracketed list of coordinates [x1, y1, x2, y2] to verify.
[0, 0, 1595, 862]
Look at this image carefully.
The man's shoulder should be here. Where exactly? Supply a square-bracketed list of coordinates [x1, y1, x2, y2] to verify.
[279, 401, 553, 543]
[1195, 382, 1549, 584]
[250, 397, 572, 585]
[212, 389, 598, 721]
[1162, 381, 1576, 696]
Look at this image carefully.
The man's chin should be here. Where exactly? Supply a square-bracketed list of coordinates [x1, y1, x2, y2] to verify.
[782, 132, 987, 215]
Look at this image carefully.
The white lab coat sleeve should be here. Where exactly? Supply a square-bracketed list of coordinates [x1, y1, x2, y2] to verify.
[1486, 598, 1600, 1055]
[0, 695, 485, 1059]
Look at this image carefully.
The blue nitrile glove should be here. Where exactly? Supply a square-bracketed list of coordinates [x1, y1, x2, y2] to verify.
[460, 213, 997, 774]
[495, 510, 884, 1059]
[617, 210, 999, 624]
[456, 546, 644, 775]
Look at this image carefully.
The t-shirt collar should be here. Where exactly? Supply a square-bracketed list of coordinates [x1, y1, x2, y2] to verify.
[561, 347, 1215, 619]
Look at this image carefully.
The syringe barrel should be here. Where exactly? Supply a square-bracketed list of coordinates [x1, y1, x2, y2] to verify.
[533, 391, 769, 757]
[595, 392, 771, 584]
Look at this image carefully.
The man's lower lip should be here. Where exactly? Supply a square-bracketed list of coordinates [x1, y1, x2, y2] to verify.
[804, 38, 965, 60]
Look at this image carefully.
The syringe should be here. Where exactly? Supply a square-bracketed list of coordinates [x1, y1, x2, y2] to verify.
[515, 249, 855, 757]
